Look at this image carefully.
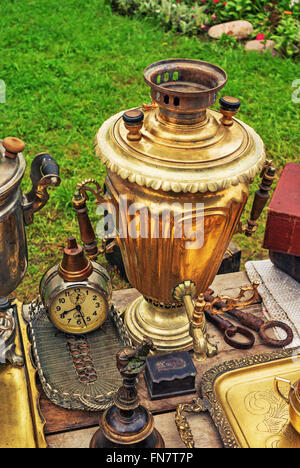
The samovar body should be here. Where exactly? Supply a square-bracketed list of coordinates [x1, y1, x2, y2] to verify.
[0, 138, 60, 297]
[0, 136, 60, 366]
[0, 184, 28, 296]
[95, 59, 265, 352]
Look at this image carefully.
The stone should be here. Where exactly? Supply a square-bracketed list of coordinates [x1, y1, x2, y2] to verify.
[208, 20, 254, 40]
[245, 40, 277, 56]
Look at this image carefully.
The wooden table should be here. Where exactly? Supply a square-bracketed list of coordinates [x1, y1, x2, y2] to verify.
[42, 271, 274, 449]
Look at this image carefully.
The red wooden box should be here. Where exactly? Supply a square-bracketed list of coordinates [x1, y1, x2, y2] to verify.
[263, 162, 300, 256]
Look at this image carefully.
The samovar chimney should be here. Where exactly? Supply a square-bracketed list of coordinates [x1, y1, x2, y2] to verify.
[143, 58, 227, 124]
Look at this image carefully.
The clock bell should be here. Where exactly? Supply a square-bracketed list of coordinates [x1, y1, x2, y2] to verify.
[40, 236, 112, 335]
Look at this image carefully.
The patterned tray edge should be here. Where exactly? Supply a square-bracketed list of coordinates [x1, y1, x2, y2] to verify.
[23, 300, 132, 412]
[200, 347, 300, 448]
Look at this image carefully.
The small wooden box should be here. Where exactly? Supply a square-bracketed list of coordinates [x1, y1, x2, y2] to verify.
[217, 241, 241, 275]
[269, 250, 300, 283]
[263, 162, 300, 256]
[263, 162, 300, 281]
[144, 351, 197, 400]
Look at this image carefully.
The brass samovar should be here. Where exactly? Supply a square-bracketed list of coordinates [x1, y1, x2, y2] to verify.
[80, 59, 273, 355]
[0, 136, 60, 364]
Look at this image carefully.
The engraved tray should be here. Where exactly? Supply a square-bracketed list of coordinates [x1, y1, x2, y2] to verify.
[0, 301, 46, 448]
[24, 300, 132, 412]
[200, 348, 300, 448]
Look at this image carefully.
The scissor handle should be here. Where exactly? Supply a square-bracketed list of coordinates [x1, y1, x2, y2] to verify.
[226, 307, 263, 332]
[259, 321, 294, 348]
[204, 309, 255, 350]
[224, 326, 255, 350]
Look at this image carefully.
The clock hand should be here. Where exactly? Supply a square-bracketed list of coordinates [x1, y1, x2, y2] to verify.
[60, 306, 77, 319]
[75, 305, 87, 327]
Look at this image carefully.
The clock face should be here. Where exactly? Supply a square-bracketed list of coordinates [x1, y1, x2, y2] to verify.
[49, 286, 108, 334]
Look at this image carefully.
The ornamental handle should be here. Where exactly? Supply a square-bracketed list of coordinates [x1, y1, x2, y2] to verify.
[274, 377, 294, 404]
[242, 160, 276, 237]
[23, 153, 61, 226]
[175, 398, 208, 448]
[73, 179, 116, 260]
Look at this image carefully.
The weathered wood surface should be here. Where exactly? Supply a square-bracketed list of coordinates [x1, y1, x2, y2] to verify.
[41, 271, 280, 448]
[46, 411, 224, 449]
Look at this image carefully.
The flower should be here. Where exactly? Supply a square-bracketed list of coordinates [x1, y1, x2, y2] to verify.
[201, 24, 207, 29]
[256, 33, 266, 41]
[223, 1, 227, 4]
[212, 0, 220, 3]
[212, 14, 217, 19]
[284, 11, 292, 14]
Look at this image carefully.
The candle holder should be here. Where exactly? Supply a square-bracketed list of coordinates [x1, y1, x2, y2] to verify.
[90, 338, 165, 448]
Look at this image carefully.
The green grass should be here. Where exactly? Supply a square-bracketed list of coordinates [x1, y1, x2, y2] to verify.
[1, 0, 300, 302]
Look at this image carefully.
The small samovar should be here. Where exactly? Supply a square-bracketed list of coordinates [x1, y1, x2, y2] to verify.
[0, 136, 60, 364]
[80, 59, 274, 355]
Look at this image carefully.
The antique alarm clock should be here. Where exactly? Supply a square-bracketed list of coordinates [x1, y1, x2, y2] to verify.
[40, 236, 112, 334]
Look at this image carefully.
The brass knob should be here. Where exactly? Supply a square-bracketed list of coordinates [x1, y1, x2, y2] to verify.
[123, 109, 144, 141]
[220, 97, 241, 126]
[2, 137, 26, 159]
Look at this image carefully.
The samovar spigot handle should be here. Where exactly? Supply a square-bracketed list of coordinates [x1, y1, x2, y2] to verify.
[22, 152, 61, 226]
[172, 281, 218, 362]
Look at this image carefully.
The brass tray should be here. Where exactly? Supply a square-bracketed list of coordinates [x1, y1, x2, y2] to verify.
[25, 300, 132, 412]
[177, 348, 300, 448]
[0, 300, 46, 448]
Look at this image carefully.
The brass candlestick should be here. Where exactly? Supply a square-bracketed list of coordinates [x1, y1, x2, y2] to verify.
[90, 338, 165, 448]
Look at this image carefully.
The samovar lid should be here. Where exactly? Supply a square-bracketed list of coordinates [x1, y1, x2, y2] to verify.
[95, 59, 265, 193]
[0, 138, 26, 197]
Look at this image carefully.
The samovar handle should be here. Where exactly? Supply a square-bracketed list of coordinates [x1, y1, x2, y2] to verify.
[239, 161, 276, 236]
[72, 179, 117, 260]
[23, 152, 61, 226]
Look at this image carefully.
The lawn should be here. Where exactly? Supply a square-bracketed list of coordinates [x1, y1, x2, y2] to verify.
[1, 0, 300, 302]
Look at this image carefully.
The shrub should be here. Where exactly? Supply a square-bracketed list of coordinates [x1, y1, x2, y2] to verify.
[108, 0, 300, 57]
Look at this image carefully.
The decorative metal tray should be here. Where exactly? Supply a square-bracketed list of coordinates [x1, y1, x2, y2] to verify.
[201, 348, 300, 448]
[0, 301, 46, 448]
[176, 348, 300, 448]
[24, 300, 132, 412]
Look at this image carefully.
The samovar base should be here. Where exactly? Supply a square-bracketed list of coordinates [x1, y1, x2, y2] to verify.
[0, 298, 24, 367]
[124, 296, 193, 354]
